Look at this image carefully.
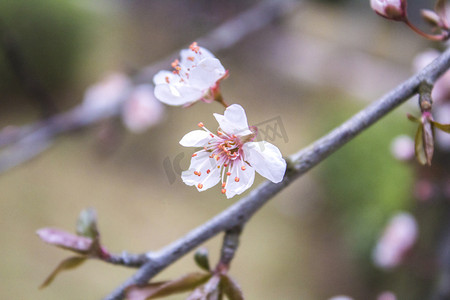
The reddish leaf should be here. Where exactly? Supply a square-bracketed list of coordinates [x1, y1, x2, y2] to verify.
[37, 228, 92, 254]
[40, 256, 87, 288]
[186, 275, 221, 300]
[432, 120, 450, 133]
[421, 9, 441, 27]
[221, 274, 244, 300]
[126, 272, 211, 300]
[414, 126, 427, 165]
[407, 114, 420, 123]
[435, 0, 449, 28]
[423, 121, 434, 165]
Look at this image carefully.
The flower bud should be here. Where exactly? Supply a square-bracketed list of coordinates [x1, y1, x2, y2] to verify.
[371, 0, 406, 21]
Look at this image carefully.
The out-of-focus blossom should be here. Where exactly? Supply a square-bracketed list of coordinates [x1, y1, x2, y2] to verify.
[122, 84, 165, 133]
[413, 49, 450, 104]
[377, 291, 397, 300]
[390, 135, 415, 161]
[373, 212, 418, 269]
[371, 0, 406, 21]
[328, 296, 354, 300]
[414, 179, 435, 202]
[82, 73, 132, 117]
[435, 103, 450, 151]
[180, 104, 286, 198]
[153, 42, 227, 106]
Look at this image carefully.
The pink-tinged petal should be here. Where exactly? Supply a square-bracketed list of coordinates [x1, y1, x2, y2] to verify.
[189, 58, 226, 90]
[213, 104, 252, 136]
[225, 161, 255, 199]
[243, 141, 286, 183]
[154, 84, 203, 106]
[182, 151, 220, 191]
[153, 70, 177, 85]
[180, 130, 211, 147]
[122, 84, 165, 133]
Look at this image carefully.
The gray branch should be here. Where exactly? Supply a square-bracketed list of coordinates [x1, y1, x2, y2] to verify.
[103, 45, 450, 300]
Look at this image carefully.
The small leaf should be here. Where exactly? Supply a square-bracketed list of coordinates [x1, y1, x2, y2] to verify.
[194, 248, 211, 272]
[407, 114, 420, 123]
[37, 228, 92, 254]
[414, 125, 427, 165]
[126, 272, 211, 300]
[40, 256, 87, 288]
[76, 208, 99, 239]
[421, 9, 441, 27]
[435, 0, 449, 28]
[221, 274, 244, 300]
[423, 120, 434, 165]
[432, 120, 450, 133]
[186, 275, 221, 300]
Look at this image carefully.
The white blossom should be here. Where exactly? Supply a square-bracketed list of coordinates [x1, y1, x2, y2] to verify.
[122, 84, 165, 133]
[180, 104, 286, 198]
[153, 42, 227, 106]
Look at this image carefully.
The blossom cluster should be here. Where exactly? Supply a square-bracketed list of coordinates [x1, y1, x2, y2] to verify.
[152, 42, 287, 198]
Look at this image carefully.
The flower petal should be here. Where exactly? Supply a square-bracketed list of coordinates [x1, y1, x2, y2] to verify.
[213, 104, 252, 136]
[182, 151, 220, 191]
[243, 141, 286, 183]
[189, 58, 226, 90]
[225, 160, 255, 199]
[180, 130, 211, 147]
[153, 70, 177, 85]
[154, 84, 203, 106]
[180, 47, 215, 69]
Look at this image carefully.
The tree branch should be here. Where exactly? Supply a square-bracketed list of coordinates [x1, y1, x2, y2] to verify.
[103, 46, 450, 300]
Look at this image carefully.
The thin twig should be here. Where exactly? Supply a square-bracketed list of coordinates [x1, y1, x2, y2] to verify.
[103, 45, 450, 300]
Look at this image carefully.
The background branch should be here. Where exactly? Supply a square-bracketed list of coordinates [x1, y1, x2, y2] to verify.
[104, 46, 450, 300]
[0, 0, 299, 175]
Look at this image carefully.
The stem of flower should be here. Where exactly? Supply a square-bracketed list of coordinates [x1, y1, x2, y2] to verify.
[404, 19, 448, 41]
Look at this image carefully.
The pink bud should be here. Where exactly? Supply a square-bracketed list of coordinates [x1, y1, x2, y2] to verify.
[371, 0, 406, 21]
[373, 212, 418, 269]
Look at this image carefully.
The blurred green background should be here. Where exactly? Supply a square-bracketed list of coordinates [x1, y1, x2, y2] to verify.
[0, 0, 432, 299]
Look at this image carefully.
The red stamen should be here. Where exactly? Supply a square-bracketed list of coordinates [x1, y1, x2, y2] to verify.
[226, 172, 231, 176]
[198, 122, 204, 128]
[221, 188, 226, 194]
[241, 166, 246, 171]
[198, 183, 203, 189]
[235, 177, 240, 182]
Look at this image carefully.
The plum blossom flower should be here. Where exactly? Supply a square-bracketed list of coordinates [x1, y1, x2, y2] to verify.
[180, 104, 286, 198]
[153, 42, 227, 106]
[122, 84, 165, 133]
[370, 0, 406, 21]
[372, 212, 418, 269]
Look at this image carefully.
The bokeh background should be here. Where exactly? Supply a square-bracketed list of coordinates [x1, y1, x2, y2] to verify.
[0, 0, 445, 299]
